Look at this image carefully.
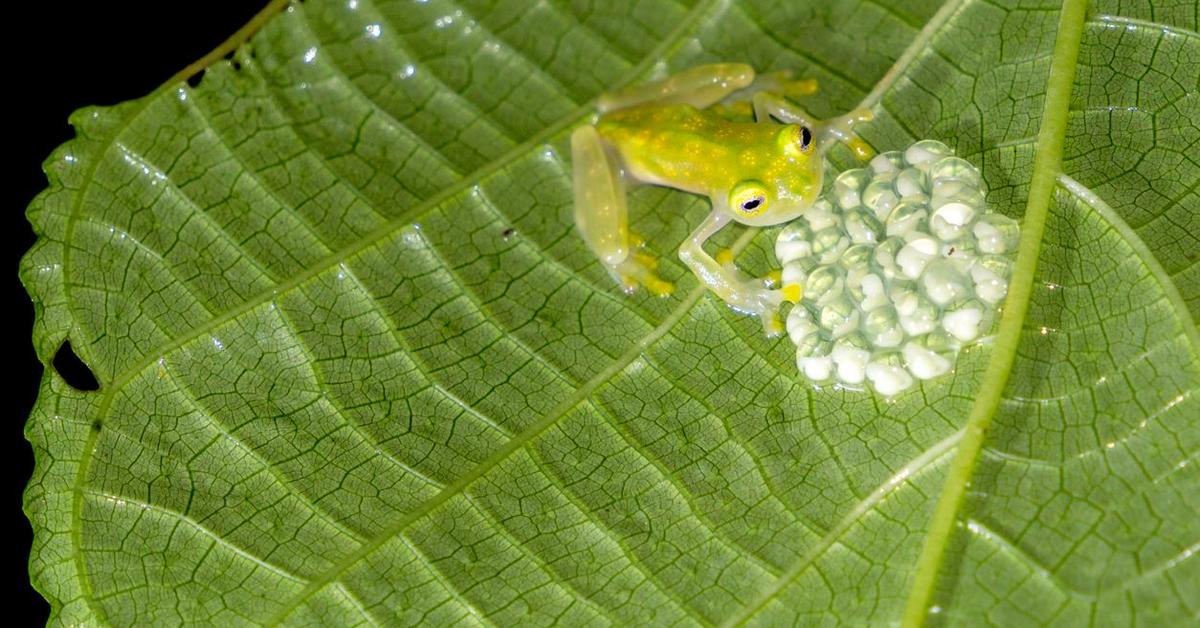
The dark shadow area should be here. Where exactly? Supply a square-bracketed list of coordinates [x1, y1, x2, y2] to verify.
[52, 342, 99, 392]
[8, 1, 267, 622]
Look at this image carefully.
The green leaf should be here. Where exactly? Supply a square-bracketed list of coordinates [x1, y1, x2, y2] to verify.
[22, 0, 1199, 625]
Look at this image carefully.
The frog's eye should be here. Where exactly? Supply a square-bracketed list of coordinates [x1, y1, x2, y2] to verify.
[780, 125, 815, 157]
[730, 181, 769, 217]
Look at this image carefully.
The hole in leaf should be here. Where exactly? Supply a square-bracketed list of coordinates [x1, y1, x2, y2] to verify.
[53, 341, 99, 391]
[186, 69, 205, 88]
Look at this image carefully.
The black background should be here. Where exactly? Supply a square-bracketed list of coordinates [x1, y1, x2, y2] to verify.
[11, 2, 269, 623]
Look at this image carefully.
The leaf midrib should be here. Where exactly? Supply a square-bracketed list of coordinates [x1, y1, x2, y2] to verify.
[899, 1, 1091, 624]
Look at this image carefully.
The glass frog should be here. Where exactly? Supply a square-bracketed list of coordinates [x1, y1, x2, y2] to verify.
[572, 63, 873, 336]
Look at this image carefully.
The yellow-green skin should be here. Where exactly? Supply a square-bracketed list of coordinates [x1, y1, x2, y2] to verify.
[595, 103, 822, 227]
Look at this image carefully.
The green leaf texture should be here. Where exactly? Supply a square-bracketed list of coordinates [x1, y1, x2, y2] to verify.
[22, 0, 1199, 625]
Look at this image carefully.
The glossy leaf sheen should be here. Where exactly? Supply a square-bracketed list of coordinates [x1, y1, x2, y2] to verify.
[22, 0, 1199, 625]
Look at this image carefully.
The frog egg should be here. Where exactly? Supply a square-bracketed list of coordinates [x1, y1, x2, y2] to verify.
[940, 239, 977, 264]
[920, 329, 963, 354]
[895, 167, 930, 198]
[843, 210, 883, 244]
[841, 244, 874, 269]
[805, 198, 839, 232]
[858, 273, 888, 311]
[921, 260, 971, 306]
[970, 262, 1009, 305]
[896, 236, 939, 279]
[820, 296, 860, 338]
[805, 265, 846, 305]
[846, 265, 872, 304]
[775, 220, 814, 265]
[866, 350, 914, 396]
[903, 140, 952, 167]
[929, 156, 983, 188]
[885, 202, 928, 238]
[872, 236, 906, 278]
[862, 174, 900, 221]
[899, 294, 940, 336]
[832, 335, 872, 385]
[889, 278, 920, 315]
[863, 305, 904, 348]
[930, 201, 978, 242]
[786, 304, 820, 345]
[901, 341, 952, 380]
[796, 334, 835, 382]
[974, 214, 1020, 255]
[942, 299, 987, 343]
[833, 168, 871, 210]
[812, 227, 851, 265]
[870, 151, 905, 175]
[782, 260, 813, 293]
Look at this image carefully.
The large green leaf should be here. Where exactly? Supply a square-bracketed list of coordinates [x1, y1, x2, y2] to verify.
[22, 0, 1199, 624]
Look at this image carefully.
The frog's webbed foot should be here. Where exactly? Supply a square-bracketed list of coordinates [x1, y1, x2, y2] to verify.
[611, 233, 674, 297]
[752, 93, 876, 160]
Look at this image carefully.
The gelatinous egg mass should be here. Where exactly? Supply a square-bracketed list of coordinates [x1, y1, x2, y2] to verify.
[775, 140, 1019, 396]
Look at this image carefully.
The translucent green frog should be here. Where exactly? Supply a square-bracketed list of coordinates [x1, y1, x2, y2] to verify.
[572, 63, 873, 335]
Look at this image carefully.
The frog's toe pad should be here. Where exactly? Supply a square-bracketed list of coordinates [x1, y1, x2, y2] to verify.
[614, 257, 674, 297]
[782, 283, 803, 303]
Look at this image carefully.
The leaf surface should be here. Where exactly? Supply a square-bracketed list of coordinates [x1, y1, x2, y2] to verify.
[22, 0, 1199, 625]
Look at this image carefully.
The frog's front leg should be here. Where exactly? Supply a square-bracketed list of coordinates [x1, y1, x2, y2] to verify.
[571, 125, 673, 296]
[752, 92, 875, 160]
[678, 210, 795, 337]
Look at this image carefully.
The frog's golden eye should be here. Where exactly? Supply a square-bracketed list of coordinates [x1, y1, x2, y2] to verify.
[780, 125, 815, 157]
[730, 181, 769, 217]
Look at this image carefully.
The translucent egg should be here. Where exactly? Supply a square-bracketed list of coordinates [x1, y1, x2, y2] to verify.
[929, 156, 983, 188]
[832, 334, 872, 385]
[820, 296, 860, 338]
[833, 168, 871, 210]
[902, 341, 952, 380]
[865, 350, 914, 396]
[903, 140, 952, 167]
[895, 167, 930, 198]
[921, 260, 970, 306]
[775, 219, 814, 264]
[870, 151, 905, 174]
[843, 210, 883, 244]
[885, 202, 928, 238]
[862, 173, 900, 221]
[805, 265, 845, 304]
[896, 237, 938, 279]
[812, 227, 850, 264]
[974, 214, 1020, 255]
[863, 305, 904, 348]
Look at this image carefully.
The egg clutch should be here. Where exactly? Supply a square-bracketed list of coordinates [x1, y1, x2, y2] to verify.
[774, 140, 1018, 396]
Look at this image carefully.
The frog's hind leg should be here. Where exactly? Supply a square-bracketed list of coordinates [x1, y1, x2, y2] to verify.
[597, 63, 756, 113]
[752, 92, 875, 160]
[571, 125, 673, 296]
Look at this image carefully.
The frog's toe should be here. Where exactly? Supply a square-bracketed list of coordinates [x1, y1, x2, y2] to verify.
[783, 78, 819, 97]
[614, 257, 674, 297]
[763, 313, 785, 338]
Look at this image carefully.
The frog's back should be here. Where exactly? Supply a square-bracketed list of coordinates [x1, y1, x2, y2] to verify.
[595, 104, 771, 195]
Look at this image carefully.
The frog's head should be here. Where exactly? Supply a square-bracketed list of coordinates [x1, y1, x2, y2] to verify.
[723, 124, 822, 227]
